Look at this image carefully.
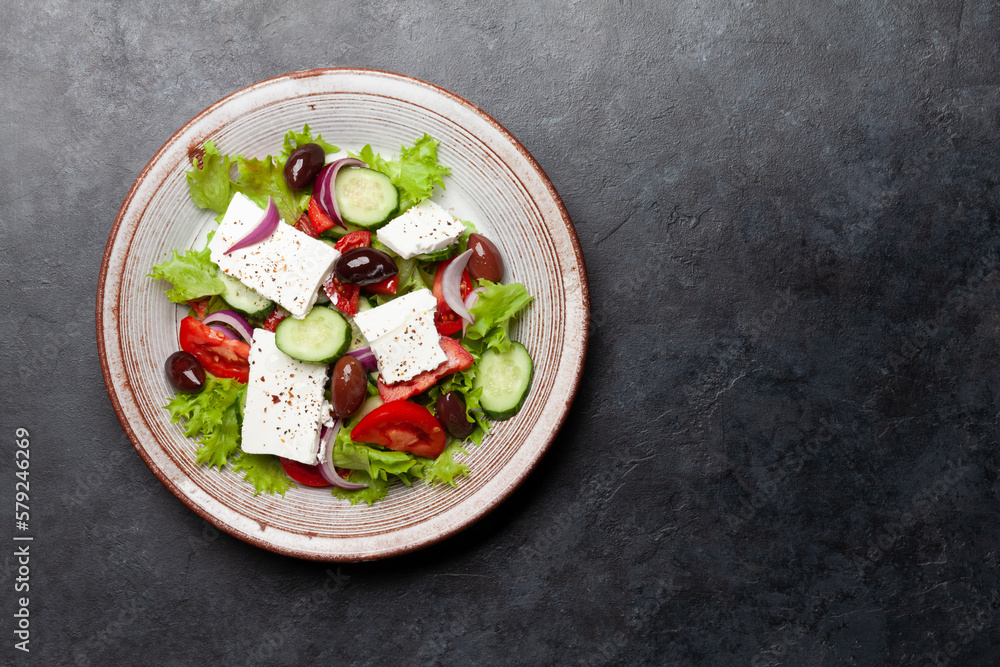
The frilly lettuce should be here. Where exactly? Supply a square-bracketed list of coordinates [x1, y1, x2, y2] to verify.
[352, 134, 451, 212]
[148, 240, 224, 304]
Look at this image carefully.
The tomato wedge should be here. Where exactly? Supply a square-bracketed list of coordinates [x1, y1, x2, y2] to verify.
[432, 258, 473, 335]
[280, 457, 330, 487]
[262, 309, 288, 333]
[324, 274, 360, 315]
[364, 274, 398, 295]
[178, 316, 250, 383]
[334, 230, 371, 252]
[294, 212, 319, 238]
[187, 297, 210, 319]
[351, 401, 447, 459]
[377, 337, 475, 402]
[308, 196, 337, 234]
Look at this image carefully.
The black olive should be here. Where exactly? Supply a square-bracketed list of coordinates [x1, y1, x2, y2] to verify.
[283, 143, 326, 190]
[164, 351, 206, 394]
[435, 392, 474, 439]
[334, 248, 398, 285]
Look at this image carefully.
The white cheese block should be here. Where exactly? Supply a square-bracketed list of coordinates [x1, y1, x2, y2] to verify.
[352, 289, 447, 384]
[352, 289, 437, 340]
[368, 310, 446, 384]
[241, 329, 330, 465]
[208, 193, 340, 319]
[375, 200, 466, 259]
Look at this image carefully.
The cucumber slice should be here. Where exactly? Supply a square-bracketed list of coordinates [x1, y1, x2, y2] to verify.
[347, 297, 375, 351]
[345, 395, 383, 429]
[473, 342, 534, 421]
[219, 272, 275, 319]
[415, 244, 459, 262]
[274, 307, 350, 364]
[335, 167, 399, 229]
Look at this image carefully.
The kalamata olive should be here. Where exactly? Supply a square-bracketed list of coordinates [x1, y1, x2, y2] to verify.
[335, 247, 398, 285]
[165, 351, 206, 394]
[466, 233, 504, 282]
[435, 391, 474, 439]
[283, 143, 326, 190]
[330, 355, 367, 418]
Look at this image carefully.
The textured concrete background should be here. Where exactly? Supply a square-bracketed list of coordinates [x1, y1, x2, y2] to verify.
[3, 0, 1000, 664]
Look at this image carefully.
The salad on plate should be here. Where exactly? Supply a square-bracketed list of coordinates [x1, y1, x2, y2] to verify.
[149, 126, 534, 505]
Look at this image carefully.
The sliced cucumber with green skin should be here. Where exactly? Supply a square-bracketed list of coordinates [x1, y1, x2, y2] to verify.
[274, 307, 350, 364]
[335, 167, 399, 229]
[347, 297, 375, 350]
[415, 244, 459, 262]
[473, 342, 534, 421]
[219, 272, 275, 319]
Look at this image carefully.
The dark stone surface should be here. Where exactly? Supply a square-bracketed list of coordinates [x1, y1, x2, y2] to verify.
[3, 0, 1000, 664]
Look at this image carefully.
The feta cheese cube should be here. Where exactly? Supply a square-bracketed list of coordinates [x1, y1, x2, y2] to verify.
[208, 193, 340, 319]
[352, 289, 447, 384]
[375, 200, 466, 259]
[241, 329, 330, 465]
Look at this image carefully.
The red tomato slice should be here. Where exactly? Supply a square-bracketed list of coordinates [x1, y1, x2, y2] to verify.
[364, 274, 398, 295]
[351, 401, 447, 459]
[308, 196, 337, 234]
[187, 297, 210, 319]
[262, 309, 288, 333]
[294, 212, 319, 238]
[333, 230, 371, 253]
[280, 457, 330, 487]
[432, 258, 472, 335]
[377, 337, 475, 402]
[324, 274, 360, 315]
[178, 316, 250, 383]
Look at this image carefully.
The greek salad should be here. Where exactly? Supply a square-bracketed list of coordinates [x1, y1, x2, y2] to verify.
[149, 126, 533, 505]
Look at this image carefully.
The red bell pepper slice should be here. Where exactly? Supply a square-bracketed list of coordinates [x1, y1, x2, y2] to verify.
[308, 196, 338, 234]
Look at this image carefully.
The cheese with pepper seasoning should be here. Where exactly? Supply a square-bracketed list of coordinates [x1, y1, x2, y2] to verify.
[241, 329, 329, 464]
[208, 193, 340, 319]
[375, 200, 466, 259]
[352, 289, 447, 384]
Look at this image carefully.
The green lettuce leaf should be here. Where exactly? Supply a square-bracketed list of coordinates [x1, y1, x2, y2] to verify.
[464, 281, 534, 353]
[420, 441, 471, 487]
[231, 451, 293, 496]
[233, 155, 310, 225]
[330, 469, 391, 506]
[148, 242, 225, 304]
[187, 141, 235, 215]
[164, 375, 245, 469]
[280, 123, 338, 160]
[331, 426, 420, 480]
[352, 134, 451, 211]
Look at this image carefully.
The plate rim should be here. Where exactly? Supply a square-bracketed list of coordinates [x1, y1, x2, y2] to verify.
[96, 67, 590, 561]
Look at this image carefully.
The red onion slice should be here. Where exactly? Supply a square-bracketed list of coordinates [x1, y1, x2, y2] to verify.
[461, 287, 485, 336]
[317, 422, 369, 490]
[442, 249, 475, 324]
[225, 196, 280, 255]
[347, 346, 378, 373]
[203, 310, 255, 343]
[314, 158, 367, 230]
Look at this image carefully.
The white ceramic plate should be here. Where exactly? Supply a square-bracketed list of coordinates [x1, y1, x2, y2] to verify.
[98, 69, 589, 561]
